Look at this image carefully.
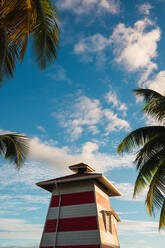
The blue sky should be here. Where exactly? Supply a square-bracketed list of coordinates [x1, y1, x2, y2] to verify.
[0, 0, 165, 247]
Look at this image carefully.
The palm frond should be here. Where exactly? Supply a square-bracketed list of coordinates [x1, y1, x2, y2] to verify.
[0, 133, 29, 169]
[133, 149, 165, 197]
[134, 88, 165, 123]
[2, 0, 31, 61]
[134, 88, 163, 102]
[0, 26, 7, 83]
[117, 126, 165, 154]
[159, 198, 165, 230]
[143, 98, 165, 123]
[145, 160, 165, 216]
[135, 134, 165, 170]
[32, 0, 60, 69]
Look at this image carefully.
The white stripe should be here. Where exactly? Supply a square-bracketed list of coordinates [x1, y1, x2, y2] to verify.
[52, 181, 94, 195]
[41, 230, 100, 246]
[47, 203, 97, 219]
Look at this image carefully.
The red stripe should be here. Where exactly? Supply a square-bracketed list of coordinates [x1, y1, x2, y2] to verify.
[56, 246, 100, 248]
[44, 219, 57, 232]
[44, 216, 98, 232]
[41, 246, 100, 248]
[50, 191, 95, 207]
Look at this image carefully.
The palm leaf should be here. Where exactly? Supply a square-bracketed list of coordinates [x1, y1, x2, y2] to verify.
[143, 98, 165, 123]
[32, 0, 60, 69]
[134, 89, 165, 123]
[0, 26, 7, 83]
[134, 88, 163, 102]
[145, 160, 165, 215]
[2, 0, 31, 61]
[133, 149, 165, 197]
[135, 134, 165, 170]
[117, 126, 165, 154]
[0, 133, 29, 169]
[159, 198, 165, 230]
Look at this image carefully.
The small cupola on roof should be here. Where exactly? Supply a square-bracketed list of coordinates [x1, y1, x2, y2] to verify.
[69, 162, 95, 174]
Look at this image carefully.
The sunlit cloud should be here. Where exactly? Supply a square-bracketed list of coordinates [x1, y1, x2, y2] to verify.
[142, 70, 165, 94]
[57, 0, 120, 15]
[138, 3, 153, 15]
[110, 18, 161, 84]
[118, 219, 165, 235]
[53, 94, 130, 140]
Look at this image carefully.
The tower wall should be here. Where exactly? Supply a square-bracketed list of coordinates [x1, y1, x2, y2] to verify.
[40, 180, 101, 248]
[95, 184, 120, 248]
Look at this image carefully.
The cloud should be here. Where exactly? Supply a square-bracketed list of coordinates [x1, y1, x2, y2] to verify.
[29, 138, 134, 174]
[103, 109, 130, 135]
[118, 219, 165, 235]
[36, 125, 46, 133]
[54, 95, 130, 139]
[47, 65, 73, 85]
[0, 218, 42, 240]
[0, 137, 133, 190]
[0, 244, 38, 248]
[113, 182, 147, 202]
[138, 3, 153, 15]
[57, 0, 120, 15]
[105, 90, 127, 113]
[74, 33, 110, 54]
[142, 70, 165, 94]
[74, 19, 161, 79]
[110, 18, 161, 84]
[74, 33, 110, 65]
[0, 193, 48, 215]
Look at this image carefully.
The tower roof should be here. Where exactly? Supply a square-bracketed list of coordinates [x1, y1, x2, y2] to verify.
[36, 163, 122, 197]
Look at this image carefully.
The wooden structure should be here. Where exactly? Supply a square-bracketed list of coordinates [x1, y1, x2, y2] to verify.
[37, 163, 121, 248]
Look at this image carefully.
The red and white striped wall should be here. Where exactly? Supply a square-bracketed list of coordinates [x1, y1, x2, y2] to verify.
[40, 181, 101, 248]
[39, 181, 120, 248]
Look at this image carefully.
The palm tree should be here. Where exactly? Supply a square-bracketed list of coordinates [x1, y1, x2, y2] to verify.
[117, 88, 165, 230]
[0, 133, 29, 169]
[0, 0, 60, 83]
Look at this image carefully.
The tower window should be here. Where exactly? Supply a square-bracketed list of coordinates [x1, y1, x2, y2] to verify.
[101, 210, 113, 233]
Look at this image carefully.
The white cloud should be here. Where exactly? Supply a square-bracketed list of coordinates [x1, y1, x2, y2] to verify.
[56, 96, 102, 139]
[105, 90, 127, 113]
[0, 139, 134, 190]
[0, 218, 42, 240]
[0, 193, 49, 215]
[0, 244, 38, 248]
[36, 125, 46, 133]
[138, 3, 153, 15]
[74, 33, 110, 54]
[29, 138, 133, 174]
[74, 19, 161, 81]
[104, 109, 130, 135]
[47, 65, 73, 85]
[118, 219, 165, 235]
[54, 95, 130, 139]
[57, 0, 120, 15]
[142, 70, 165, 94]
[110, 18, 161, 84]
[113, 181, 147, 202]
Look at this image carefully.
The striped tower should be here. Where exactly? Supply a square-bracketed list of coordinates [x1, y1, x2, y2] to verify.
[37, 163, 121, 248]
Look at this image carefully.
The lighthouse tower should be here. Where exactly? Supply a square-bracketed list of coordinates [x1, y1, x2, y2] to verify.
[37, 163, 121, 248]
